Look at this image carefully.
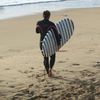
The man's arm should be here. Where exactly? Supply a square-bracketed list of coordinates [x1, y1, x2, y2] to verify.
[50, 23, 61, 46]
[36, 22, 42, 33]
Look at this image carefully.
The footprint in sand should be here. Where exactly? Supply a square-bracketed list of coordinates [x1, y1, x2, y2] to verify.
[9, 85, 15, 88]
[72, 63, 80, 66]
[5, 68, 10, 70]
[80, 70, 95, 77]
[58, 61, 66, 63]
[28, 84, 34, 88]
[18, 70, 33, 74]
[0, 56, 4, 59]
[0, 80, 4, 83]
[59, 50, 67, 52]
[11, 88, 33, 100]
[93, 62, 100, 68]
[64, 14, 68, 17]
[35, 73, 45, 82]
[8, 49, 21, 52]
[86, 49, 95, 54]
[30, 67, 34, 70]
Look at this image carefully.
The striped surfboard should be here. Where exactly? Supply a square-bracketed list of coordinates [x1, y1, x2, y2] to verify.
[41, 18, 74, 57]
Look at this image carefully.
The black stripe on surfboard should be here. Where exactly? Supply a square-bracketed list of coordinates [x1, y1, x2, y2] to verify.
[59, 21, 65, 46]
[67, 19, 73, 36]
[51, 29, 57, 51]
[48, 31, 54, 56]
[67, 18, 72, 39]
[64, 18, 71, 39]
[63, 19, 69, 42]
[49, 30, 55, 55]
[47, 31, 53, 56]
[69, 20, 74, 35]
[42, 40, 46, 56]
[44, 36, 49, 57]
[56, 24, 60, 34]
[60, 20, 67, 44]
[42, 43, 45, 56]
[59, 21, 65, 45]
[61, 19, 68, 42]
[56, 23, 63, 46]
[51, 29, 58, 51]
[45, 37, 49, 57]
[45, 36, 50, 57]
[63, 18, 70, 40]
[43, 39, 48, 57]
[70, 20, 74, 35]
[48, 31, 53, 55]
[46, 31, 53, 56]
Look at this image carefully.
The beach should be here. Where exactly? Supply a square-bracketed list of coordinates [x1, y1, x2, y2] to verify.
[0, 7, 100, 100]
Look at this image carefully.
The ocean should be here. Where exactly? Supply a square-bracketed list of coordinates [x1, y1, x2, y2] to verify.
[0, 0, 100, 20]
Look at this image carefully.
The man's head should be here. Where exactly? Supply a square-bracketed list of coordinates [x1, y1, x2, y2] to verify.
[43, 10, 51, 20]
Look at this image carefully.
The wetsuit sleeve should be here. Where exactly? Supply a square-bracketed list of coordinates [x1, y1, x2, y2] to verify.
[36, 22, 41, 33]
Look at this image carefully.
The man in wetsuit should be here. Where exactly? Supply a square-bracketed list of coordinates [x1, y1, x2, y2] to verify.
[36, 10, 61, 77]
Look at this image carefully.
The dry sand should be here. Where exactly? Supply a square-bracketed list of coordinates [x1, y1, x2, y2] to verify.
[0, 8, 100, 100]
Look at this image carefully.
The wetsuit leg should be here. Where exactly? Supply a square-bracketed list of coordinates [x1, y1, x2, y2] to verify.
[50, 54, 56, 69]
[44, 57, 49, 74]
[40, 42, 49, 74]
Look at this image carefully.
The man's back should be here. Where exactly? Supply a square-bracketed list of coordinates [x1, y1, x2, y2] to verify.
[36, 19, 56, 41]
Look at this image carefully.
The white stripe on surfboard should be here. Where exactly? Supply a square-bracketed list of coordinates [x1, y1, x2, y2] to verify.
[42, 29, 58, 57]
[42, 43, 46, 56]
[56, 23, 63, 46]
[58, 21, 65, 46]
[45, 36, 49, 56]
[51, 29, 58, 51]
[70, 20, 74, 35]
[47, 31, 54, 56]
[64, 18, 71, 39]
[50, 31, 55, 55]
[42, 41, 46, 56]
[45, 37, 50, 57]
[47, 31, 53, 56]
[61, 19, 68, 43]
[66, 18, 72, 39]
[69, 19, 74, 37]
[69, 20, 73, 35]
[43, 39, 48, 57]
[67, 18, 72, 38]
[49, 30, 56, 55]
[62, 19, 69, 42]
[56, 22, 63, 46]
[63, 19, 70, 40]
[60, 20, 67, 44]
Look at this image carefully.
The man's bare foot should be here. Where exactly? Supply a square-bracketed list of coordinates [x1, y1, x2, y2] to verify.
[48, 69, 52, 77]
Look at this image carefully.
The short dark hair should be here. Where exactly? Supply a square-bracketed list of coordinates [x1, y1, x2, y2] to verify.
[43, 10, 51, 19]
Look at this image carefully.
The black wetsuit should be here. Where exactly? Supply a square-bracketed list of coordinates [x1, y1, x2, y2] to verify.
[36, 19, 60, 74]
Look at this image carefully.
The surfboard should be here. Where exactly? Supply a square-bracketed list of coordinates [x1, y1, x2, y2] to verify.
[41, 18, 74, 57]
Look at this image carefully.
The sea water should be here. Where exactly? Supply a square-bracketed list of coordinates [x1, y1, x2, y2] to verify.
[0, 0, 100, 20]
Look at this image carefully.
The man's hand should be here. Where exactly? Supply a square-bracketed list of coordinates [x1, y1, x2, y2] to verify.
[57, 45, 61, 51]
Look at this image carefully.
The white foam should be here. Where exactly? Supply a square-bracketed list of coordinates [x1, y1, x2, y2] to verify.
[0, 0, 100, 20]
[0, 0, 59, 6]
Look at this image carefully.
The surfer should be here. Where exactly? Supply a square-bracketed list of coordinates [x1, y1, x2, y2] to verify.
[36, 10, 61, 77]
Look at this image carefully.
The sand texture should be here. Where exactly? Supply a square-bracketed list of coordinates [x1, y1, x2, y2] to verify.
[0, 8, 100, 100]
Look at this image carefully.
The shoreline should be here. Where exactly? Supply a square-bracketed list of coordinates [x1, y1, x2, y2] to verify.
[0, 7, 100, 21]
[0, 7, 100, 100]
[0, 0, 100, 20]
